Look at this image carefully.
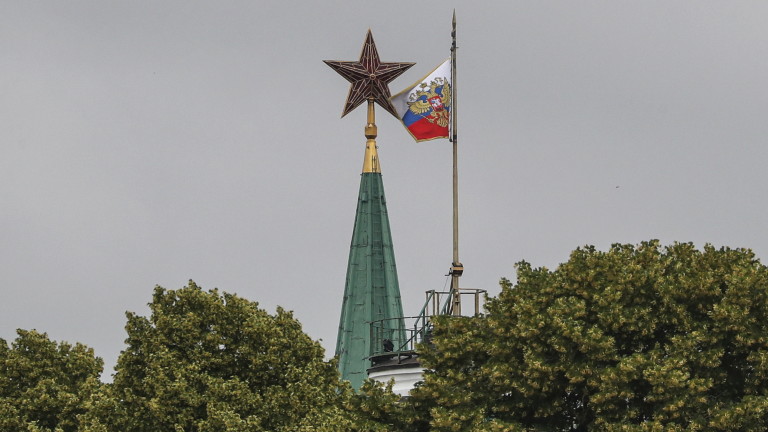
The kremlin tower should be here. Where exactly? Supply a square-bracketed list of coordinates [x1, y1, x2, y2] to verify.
[324, 31, 414, 390]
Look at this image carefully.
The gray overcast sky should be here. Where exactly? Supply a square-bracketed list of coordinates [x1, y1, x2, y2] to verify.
[2, 1, 768, 377]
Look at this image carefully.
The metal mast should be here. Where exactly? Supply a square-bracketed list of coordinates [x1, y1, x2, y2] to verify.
[449, 11, 464, 315]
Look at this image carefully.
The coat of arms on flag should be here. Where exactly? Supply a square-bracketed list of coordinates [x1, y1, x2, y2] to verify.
[391, 59, 452, 142]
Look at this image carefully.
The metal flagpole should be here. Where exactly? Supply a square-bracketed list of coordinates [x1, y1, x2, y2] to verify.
[449, 10, 463, 316]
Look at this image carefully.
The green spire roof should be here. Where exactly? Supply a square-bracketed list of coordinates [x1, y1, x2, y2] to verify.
[336, 164, 404, 390]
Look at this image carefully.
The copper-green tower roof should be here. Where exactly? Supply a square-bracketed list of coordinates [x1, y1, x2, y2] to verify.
[324, 30, 413, 390]
[335, 140, 405, 390]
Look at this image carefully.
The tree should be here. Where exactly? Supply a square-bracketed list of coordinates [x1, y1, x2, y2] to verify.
[345, 380, 414, 432]
[410, 241, 768, 431]
[0, 329, 103, 432]
[86, 281, 355, 432]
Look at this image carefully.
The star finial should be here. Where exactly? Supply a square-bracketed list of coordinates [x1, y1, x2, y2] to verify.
[324, 30, 414, 118]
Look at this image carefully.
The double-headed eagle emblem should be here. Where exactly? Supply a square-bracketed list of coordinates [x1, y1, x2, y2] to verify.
[407, 77, 451, 128]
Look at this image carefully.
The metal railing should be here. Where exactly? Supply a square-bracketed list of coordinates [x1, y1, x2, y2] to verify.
[369, 287, 486, 359]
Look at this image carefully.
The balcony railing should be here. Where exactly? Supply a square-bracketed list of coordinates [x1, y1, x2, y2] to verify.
[369, 287, 486, 360]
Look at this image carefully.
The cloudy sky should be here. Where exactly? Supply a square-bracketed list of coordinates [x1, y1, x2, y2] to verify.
[2, 1, 767, 377]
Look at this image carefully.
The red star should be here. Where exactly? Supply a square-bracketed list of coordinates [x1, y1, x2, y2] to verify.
[324, 30, 414, 118]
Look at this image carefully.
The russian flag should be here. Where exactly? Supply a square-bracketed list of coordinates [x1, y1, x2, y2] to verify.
[391, 59, 451, 142]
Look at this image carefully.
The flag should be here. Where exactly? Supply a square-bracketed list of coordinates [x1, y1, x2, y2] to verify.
[390, 59, 451, 142]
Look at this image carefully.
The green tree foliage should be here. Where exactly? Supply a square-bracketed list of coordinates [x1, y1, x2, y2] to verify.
[345, 380, 414, 432]
[410, 241, 768, 431]
[0, 329, 103, 432]
[86, 281, 353, 432]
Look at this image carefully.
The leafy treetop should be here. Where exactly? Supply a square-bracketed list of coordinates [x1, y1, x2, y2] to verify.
[410, 241, 768, 431]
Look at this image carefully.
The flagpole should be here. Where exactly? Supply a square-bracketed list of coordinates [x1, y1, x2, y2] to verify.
[449, 10, 463, 316]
